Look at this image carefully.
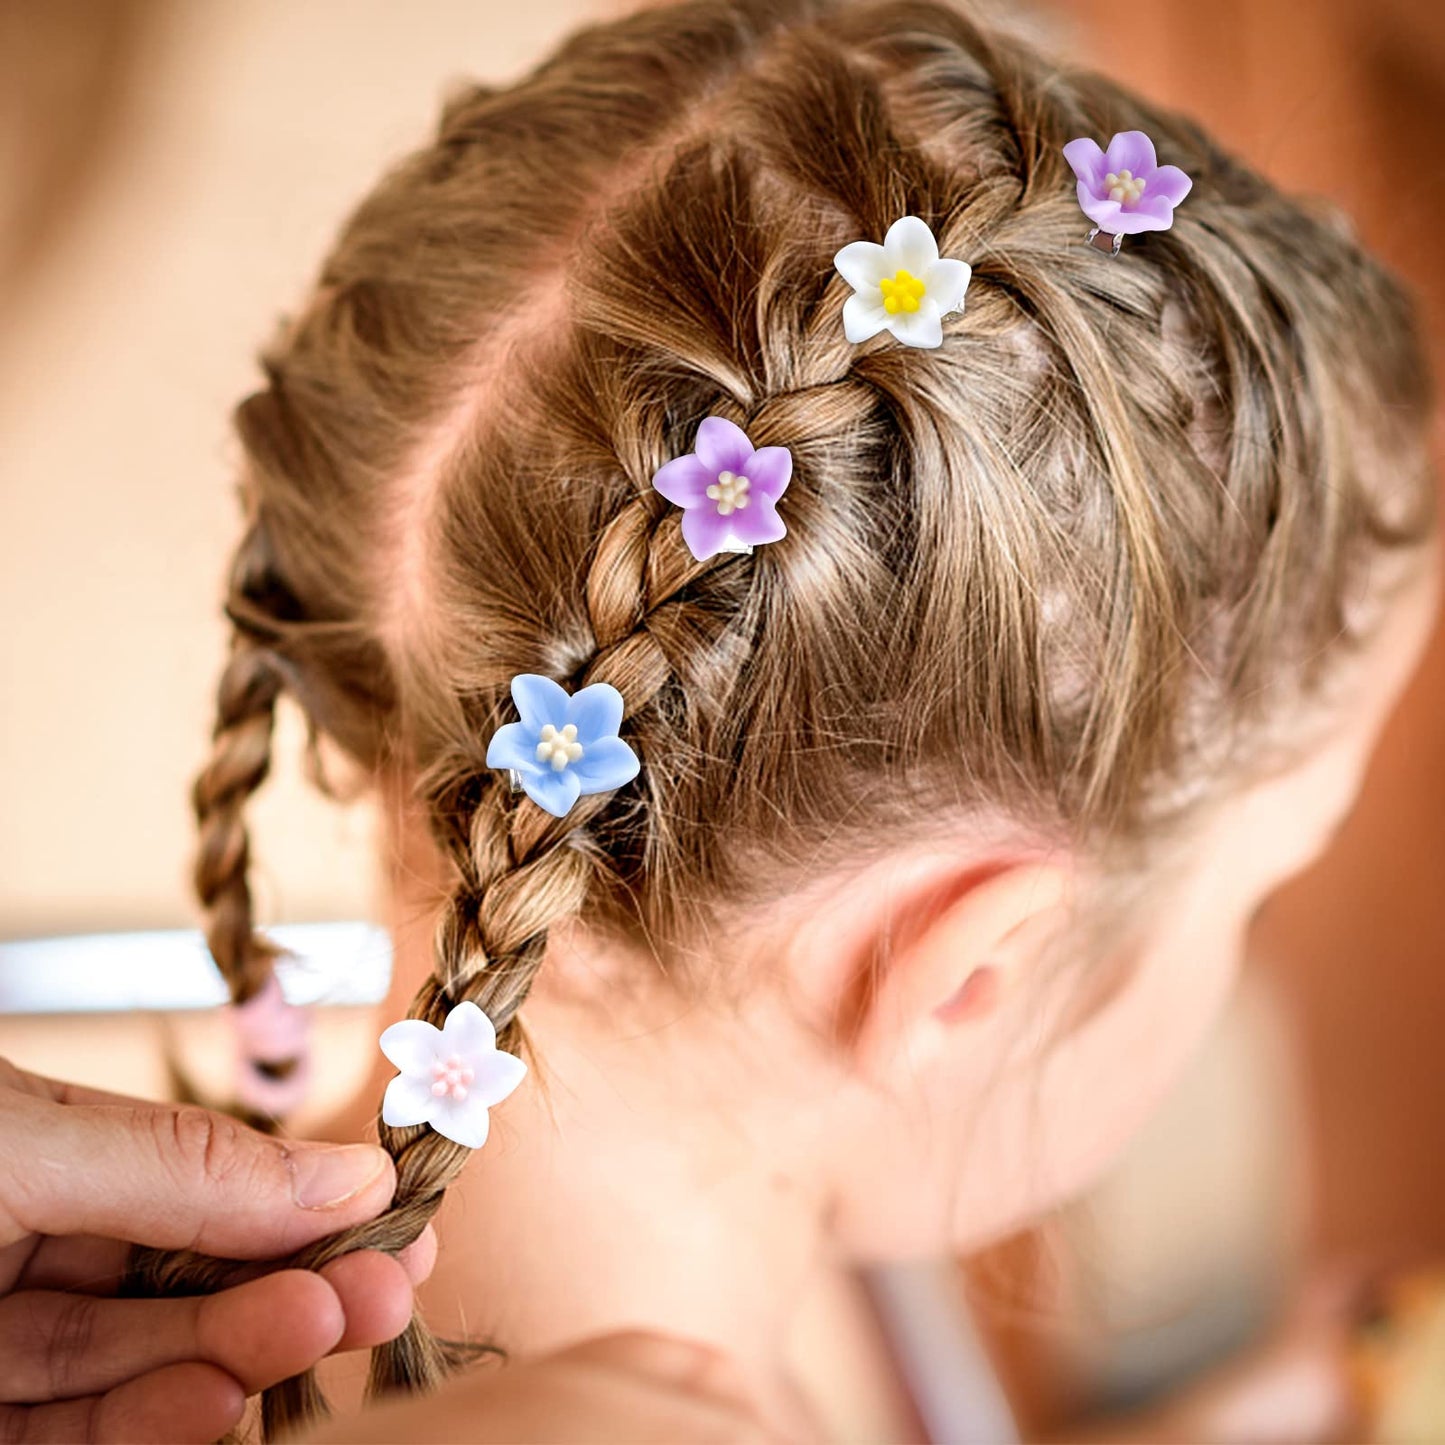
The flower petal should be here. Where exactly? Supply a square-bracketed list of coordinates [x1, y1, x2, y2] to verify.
[694, 416, 753, 476]
[566, 682, 623, 744]
[521, 764, 582, 818]
[486, 721, 543, 775]
[842, 291, 890, 343]
[925, 257, 971, 315]
[1108, 200, 1172, 235]
[1146, 164, 1192, 208]
[1076, 186, 1125, 231]
[882, 215, 939, 274]
[887, 301, 944, 349]
[470, 1050, 528, 1109]
[680, 503, 735, 561]
[382, 1073, 436, 1128]
[1104, 130, 1158, 178]
[570, 734, 641, 793]
[650, 453, 713, 508]
[442, 999, 496, 1056]
[833, 239, 887, 291]
[741, 446, 792, 503]
[730, 494, 787, 548]
[429, 1094, 491, 1150]
[379, 1018, 441, 1073]
[1062, 137, 1106, 188]
[510, 674, 569, 734]
[1135, 194, 1181, 226]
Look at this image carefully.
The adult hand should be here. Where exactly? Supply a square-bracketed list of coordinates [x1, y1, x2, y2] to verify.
[304, 1330, 796, 1445]
[0, 1057, 435, 1443]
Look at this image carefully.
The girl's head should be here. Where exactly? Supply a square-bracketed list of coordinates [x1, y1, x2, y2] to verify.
[186, 0, 1434, 1419]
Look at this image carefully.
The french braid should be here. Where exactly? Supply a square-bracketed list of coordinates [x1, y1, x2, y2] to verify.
[262, 486, 713, 1433]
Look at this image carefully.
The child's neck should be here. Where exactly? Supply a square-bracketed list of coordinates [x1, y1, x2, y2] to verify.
[374, 900, 849, 1438]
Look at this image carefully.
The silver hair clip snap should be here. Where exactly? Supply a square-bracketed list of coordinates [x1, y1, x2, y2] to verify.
[1085, 227, 1124, 257]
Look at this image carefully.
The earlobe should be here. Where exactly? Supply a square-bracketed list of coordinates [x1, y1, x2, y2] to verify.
[847, 858, 1073, 1081]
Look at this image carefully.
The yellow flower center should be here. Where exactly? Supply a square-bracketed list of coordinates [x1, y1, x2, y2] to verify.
[706, 470, 751, 516]
[535, 722, 584, 772]
[1104, 168, 1146, 204]
[879, 268, 926, 314]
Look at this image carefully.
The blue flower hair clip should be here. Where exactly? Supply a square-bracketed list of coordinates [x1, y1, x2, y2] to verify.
[485, 673, 640, 817]
[1062, 130, 1192, 256]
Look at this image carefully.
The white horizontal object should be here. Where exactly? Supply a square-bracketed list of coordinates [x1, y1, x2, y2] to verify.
[861, 1259, 1020, 1445]
[0, 922, 392, 1014]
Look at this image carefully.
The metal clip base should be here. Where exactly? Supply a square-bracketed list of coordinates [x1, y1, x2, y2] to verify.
[1085, 227, 1124, 257]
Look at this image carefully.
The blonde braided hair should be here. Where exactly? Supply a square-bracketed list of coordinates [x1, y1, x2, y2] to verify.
[126, 1, 1432, 1438]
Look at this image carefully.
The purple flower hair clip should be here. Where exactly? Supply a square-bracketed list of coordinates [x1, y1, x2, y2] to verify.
[650, 416, 791, 562]
[1062, 130, 1192, 256]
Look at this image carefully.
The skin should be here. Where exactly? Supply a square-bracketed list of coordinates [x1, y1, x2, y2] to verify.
[0, 1061, 435, 1444]
[304, 1332, 781, 1445]
[327, 544, 1437, 1439]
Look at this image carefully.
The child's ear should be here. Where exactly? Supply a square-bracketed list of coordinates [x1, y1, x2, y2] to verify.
[845, 858, 1074, 1080]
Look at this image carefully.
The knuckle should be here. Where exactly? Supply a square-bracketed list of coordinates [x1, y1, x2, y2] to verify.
[35, 1292, 99, 1400]
[155, 1106, 266, 1197]
[159, 1106, 229, 1185]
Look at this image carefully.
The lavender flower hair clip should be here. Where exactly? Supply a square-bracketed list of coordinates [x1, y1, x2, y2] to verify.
[486, 673, 641, 818]
[651, 416, 792, 562]
[833, 215, 971, 349]
[380, 1000, 526, 1149]
[1062, 130, 1192, 256]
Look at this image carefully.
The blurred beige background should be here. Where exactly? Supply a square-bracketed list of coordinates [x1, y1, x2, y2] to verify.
[0, 0, 598, 939]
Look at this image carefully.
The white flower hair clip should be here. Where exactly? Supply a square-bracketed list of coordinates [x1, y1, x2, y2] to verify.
[833, 215, 972, 349]
[380, 1000, 526, 1149]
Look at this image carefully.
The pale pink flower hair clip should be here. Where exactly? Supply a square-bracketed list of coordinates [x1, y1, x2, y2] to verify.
[1062, 129, 1192, 256]
[379, 1000, 526, 1149]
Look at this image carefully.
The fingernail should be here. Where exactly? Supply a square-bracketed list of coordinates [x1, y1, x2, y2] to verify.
[290, 1144, 390, 1209]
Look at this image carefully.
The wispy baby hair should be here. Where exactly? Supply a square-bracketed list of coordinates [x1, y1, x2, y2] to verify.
[129, 0, 1432, 1433]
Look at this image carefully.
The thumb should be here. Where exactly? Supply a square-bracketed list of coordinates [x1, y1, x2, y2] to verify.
[6, 1092, 396, 1257]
